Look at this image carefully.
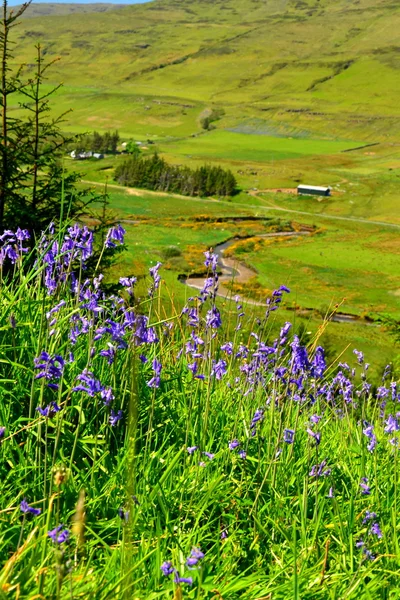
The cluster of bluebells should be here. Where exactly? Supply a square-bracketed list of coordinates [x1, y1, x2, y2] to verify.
[160, 547, 205, 586]
[4, 222, 400, 578]
[356, 510, 383, 561]
[0, 228, 30, 266]
[48, 525, 70, 544]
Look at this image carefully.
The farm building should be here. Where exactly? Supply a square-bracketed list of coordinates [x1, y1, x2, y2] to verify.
[297, 185, 331, 197]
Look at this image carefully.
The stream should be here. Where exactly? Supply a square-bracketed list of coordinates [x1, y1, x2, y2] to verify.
[182, 232, 374, 326]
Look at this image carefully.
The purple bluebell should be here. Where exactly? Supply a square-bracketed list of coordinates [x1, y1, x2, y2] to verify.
[186, 547, 204, 568]
[307, 428, 321, 446]
[20, 500, 41, 516]
[105, 224, 125, 248]
[238, 450, 247, 459]
[0, 427, 5, 440]
[310, 414, 322, 425]
[101, 387, 114, 406]
[280, 321, 292, 340]
[109, 410, 123, 427]
[327, 487, 335, 498]
[211, 359, 227, 380]
[203, 452, 215, 460]
[147, 358, 162, 388]
[73, 370, 104, 396]
[204, 250, 218, 272]
[311, 346, 326, 378]
[362, 511, 377, 524]
[174, 575, 193, 586]
[229, 439, 240, 451]
[220, 342, 233, 355]
[36, 402, 61, 418]
[363, 423, 377, 453]
[205, 306, 222, 329]
[353, 349, 364, 364]
[283, 429, 295, 444]
[187, 446, 198, 455]
[360, 477, 371, 495]
[99, 343, 117, 365]
[148, 262, 162, 296]
[48, 525, 69, 544]
[34, 351, 64, 390]
[160, 561, 175, 577]
[120, 276, 137, 297]
[370, 522, 383, 539]
[384, 414, 399, 434]
[309, 460, 330, 478]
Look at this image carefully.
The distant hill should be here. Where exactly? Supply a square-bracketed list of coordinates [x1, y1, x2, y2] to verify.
[16, 3, 127, 18]
[10, 0, 400, 140]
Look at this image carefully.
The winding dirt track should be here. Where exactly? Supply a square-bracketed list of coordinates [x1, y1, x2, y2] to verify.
[83, 179, 377, 323]
[185, 231, 310, 307]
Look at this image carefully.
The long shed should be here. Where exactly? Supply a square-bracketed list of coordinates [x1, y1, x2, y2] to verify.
[297, 185, 331, 197]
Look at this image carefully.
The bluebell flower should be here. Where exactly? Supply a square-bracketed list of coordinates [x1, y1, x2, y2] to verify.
[360, 477, 371, 495]
[311, 346, 326, 378]
[370, 522, 383, 538]
[307, 428, 321, 446]
[20, 500, 41, 516]
[100, 343, 117, 365]
[174, 575, 193, 586]
[203, 452, 215, 460]
[0, 427, 5, 441]
[283, 429, 295, 444]
[105, 224, 125, 248]
[205, 306, 221, 329]
[48, 525, 69, 544]
[186, 547, 204, 568]
[109, 410, 123, 427]
[238, 450, 247, 459]
[34, 351, 64, 390]
[384, 414, 399, 434]
[211, 359, 227, 380]
[187, 446, 198, 455]
[73, 370, 104, 397]
[362, 511, 377, 524]
[229, 439, 240, 451]
[36, 401, 61, 418]
[160, 561, 174, 577]
[353, 349, 364, 364]
[363, 423, 377, 452]
[147, 358, 162, 388]
[309, 460, 330, 478]
[204, 250, 218, 271]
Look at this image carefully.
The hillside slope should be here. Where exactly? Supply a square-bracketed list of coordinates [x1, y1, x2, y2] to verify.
[10, 0, 400, 140]
[18, 3, 127, 18]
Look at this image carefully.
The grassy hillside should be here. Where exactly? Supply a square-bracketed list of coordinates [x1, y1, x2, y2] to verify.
[17, 3, 128, 18]
[9, 0, 400, 140]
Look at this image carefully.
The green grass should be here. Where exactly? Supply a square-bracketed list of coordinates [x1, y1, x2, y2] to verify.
[1, 223, 400, 598]
[9, 0, 400, 141]
[162, 130, 362, 162]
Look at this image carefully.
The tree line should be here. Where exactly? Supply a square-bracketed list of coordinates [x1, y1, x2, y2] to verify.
[114, 153, 237, 197]
[77, 130, 120, 154]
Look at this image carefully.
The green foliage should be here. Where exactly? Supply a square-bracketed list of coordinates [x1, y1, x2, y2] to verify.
[115, 152, 237, 197]
[77, 130, 120, 154]
[125, 139, 141, 156]
[0, 1, 99, 233]
[0, 228, 400, 598]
